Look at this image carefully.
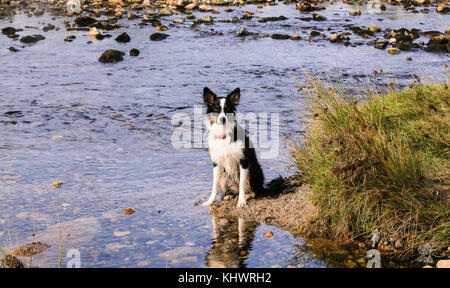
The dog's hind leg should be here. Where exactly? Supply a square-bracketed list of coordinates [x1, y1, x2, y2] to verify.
[203, 164, 223, 206]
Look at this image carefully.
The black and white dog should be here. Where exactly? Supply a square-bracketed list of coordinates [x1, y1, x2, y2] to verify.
[202, 87, 284, 208]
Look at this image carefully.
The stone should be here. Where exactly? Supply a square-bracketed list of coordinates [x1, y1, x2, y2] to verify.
[388, 47, 401, 54]
[74, 16, 97, 27]
[271, 34, 290, 40]
[11, 242, 50, 257]
[236, 27, 248, 37]
[20, 34, 45, 43]
[199, 5, 213, 12]
[150, 33, 169, 41]
[436, 260, 450, 268]
[2, 27, 18, 35]
[115, 32, 130, 43]
[312, 13, 326, 21]
[185, 3, 197, 10]
[98, 49, 125, 62]
[367, 24, 380, 33]
[290, 34, 301, 40]
[158, 7, 173, 16]
[425, 35, 450, 53]
[437, 4, 449, 14]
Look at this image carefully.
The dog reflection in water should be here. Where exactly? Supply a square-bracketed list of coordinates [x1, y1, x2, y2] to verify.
[205, 214, 258, 268]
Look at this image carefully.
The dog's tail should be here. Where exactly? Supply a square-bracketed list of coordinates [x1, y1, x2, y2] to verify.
[260, 175, 286, 197]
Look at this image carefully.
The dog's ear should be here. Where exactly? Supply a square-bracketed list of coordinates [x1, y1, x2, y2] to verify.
[227, 88, 240, 106]
[203, 87, 217, 107]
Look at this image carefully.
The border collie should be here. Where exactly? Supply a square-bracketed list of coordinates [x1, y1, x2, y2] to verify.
[202, 87, 284, 208]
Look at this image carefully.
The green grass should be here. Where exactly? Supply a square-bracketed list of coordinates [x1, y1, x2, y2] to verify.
[290, 76, 449, 254]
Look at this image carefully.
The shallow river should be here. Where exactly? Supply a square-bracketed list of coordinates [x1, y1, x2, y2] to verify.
[0, 2, 448, 267]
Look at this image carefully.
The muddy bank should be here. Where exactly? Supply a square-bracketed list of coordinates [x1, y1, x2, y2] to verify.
[208, 184, 319, 238]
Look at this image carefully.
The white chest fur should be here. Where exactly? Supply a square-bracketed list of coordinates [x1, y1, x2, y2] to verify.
[208, 137, 243, 182]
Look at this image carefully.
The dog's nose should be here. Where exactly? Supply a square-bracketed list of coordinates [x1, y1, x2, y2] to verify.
[218, 116, 226, 124]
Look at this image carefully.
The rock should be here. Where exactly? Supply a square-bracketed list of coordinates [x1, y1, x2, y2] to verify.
[264, 231, 273, 238]
[437, 4, 449, 14]
[415, 0, 427, 4]
[271, 34, 290, 40]
[374, 40, 388, 49]
[445, 28, 450, 36]
[199, 5, 213, 12]
[185, 3, 197, 10]
[296, 3, 324, 12]
[8, 47, 19, 52]
[150, 33, 169, 41]
[89, 27, 100, 37]
[51, 181, 62, 188]
[129, 48, 140, 56]
[11, 242, 50, 257]
[2, 27, 18, 35]
[388, 47, 401, 54]
[1, 255, 24, 268]
[330, 33, 344, 43]
[236, 27, 248, 37]
[122, 208, 135, 215]
[159, 7, 173, 16]
[204, 15, 213, 23]
[74, 16, 97, 27]
[42, 24, 55, 32]
[173, 18, 184, 24]
[425, 35, 450, 53]
[423, 265, 433, 268]
[20, 34, 45, 43]
[349, 9, 361, 16]
[367, 25, 380, 33]
[115, 32, 130, 43]
[98, 49, 125, 62]
[436, 260, 450, 268]
[290, 34, 301, 40]
[312, 13, 326, 21]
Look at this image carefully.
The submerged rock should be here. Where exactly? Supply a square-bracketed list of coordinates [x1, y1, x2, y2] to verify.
[150, 32, 169, 41]
[115, 32, 130, 43]
[74, 16, 97, 27]
[236, 26, 248, 37]
[129, 48, 140, 56]
[271, 34, 291, 40]
[99, 49, 125, 62]
[2, 27, 18, 35]
[20, 34, 45, 43]
[425, 35, 450, 53]
[11, 242, 50, 257]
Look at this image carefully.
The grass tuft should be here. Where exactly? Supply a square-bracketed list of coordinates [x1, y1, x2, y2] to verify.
[290, 75, 449, 254]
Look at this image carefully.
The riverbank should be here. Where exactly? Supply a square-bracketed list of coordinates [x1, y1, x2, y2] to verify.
[211, 79, 450, 267]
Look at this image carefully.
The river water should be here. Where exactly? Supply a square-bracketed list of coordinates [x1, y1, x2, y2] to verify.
[0, 2, 448, 267]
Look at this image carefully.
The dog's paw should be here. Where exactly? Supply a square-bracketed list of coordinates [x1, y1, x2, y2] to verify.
[202, 200, 214, 207]
[237, 198, 246, 208]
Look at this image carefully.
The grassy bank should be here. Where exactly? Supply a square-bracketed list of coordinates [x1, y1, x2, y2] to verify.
[290, 77, 449, 255]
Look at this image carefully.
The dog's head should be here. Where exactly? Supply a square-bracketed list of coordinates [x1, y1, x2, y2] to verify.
[203, 87, 240, 129]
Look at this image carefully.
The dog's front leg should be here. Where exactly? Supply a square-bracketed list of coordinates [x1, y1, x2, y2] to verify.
[202, 164, 222, 206]
[237, 166, 248, 208]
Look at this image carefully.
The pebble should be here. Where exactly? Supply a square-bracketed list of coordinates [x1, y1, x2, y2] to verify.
[113, 230, 131, 237]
